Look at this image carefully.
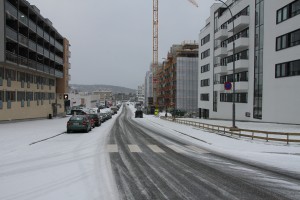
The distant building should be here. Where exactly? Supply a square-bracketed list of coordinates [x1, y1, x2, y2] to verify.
[0, 0, 70, 120]
[157, 41, 199, 113]
[144, 70, 153, 107]
[198, 0, 300, 124]
[136, 84, 145, 104]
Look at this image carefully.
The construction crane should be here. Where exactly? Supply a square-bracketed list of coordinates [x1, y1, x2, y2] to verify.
[152, 0, 198, 104]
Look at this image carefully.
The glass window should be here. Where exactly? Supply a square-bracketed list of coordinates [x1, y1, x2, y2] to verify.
[282, 35, 287, 49]
[282, 6, 288, 21]
[277, 9, 282, 23]
[291, 0, 300, 16]
[276, 37, 282, 50]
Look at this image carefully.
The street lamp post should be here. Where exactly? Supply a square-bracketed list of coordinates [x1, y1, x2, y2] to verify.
[215, 0, 237, 129]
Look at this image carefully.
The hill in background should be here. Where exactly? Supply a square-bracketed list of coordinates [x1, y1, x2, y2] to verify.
[70, 84, 136, 94]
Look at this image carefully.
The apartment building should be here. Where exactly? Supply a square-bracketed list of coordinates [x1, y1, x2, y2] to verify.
[158, 41, 198, 113]
[0, 0, 70, 120]
[198, 0, 300, 124]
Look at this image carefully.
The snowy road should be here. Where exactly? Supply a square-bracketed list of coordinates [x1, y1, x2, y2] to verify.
[0, 104, 299, 200]
[109, 105, 300, 200]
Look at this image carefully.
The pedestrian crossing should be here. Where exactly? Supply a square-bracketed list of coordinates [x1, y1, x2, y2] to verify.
[106, 144, 210, 154]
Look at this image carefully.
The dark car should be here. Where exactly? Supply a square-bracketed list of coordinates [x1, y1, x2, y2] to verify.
[67, 115, 92, 133]
[99, 113, 107, 122]
[88, 113, 101, 127]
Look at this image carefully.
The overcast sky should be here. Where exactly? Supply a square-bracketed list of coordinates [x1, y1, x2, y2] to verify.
[28, 0, 215, 89]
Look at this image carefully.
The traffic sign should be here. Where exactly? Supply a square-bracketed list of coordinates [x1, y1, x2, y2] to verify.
[224, 82, 232, 90]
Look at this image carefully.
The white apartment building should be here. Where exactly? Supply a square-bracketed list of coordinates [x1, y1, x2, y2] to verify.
[198, 0, 300, 124]
[137, 84, 145, 103]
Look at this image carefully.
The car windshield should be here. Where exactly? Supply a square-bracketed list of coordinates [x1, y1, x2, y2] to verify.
[70, 116, 84, 121]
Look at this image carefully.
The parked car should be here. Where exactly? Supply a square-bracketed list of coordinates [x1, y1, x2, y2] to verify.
[88, 113, 101, 127]
[70, 109, 88, 116]
[110, 106, 118, 114]
[67, 115, 92, 133]
[86, 115, 95, 128]
[99, 113, 107, 122]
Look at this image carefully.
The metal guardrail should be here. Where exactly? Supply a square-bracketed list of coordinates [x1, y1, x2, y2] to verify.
[161, 117, 300, 144]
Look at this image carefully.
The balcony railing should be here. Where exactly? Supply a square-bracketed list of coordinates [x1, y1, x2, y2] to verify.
[5, 1, 18, 18]
[37, 26, 43, 37]
[18, 12, 28, 25]
[50, 37, 55, 46]
[29, 20, 36, 31]
[43, 65, 50, 73]
[44, 49, 50, 58]
[55, 70, 64, 78]
[28, 59, 37, 70]
[44, 32, 50, 42]
[6, 26, 18, 41]
[50, 52, 55, 60]
[6, 51, 18, 64]
[55, 56, 63, 64]
[18, 33, 28, 47]
[55, 42, 64, 52]
[28, 40, 36, 51]
[49, 68, 55, 75]
[37, 62, 44, 72]
[37, 44, 43, 55]
[18, 55, 28, 66]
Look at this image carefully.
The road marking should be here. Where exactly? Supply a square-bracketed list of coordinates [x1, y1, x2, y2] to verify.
[166, 145, 186, 153]
[107, 144, 118, 152]
[128, 144, 142, 152]
[148, 145, 165, 153]
[186, 145, 210, 154]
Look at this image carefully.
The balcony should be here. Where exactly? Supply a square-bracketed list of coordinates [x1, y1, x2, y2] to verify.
[6, 51, 18, 64]
[55, 56, 63, 64]
[227, 15, 250, 33]
[18, 34, 28, 47]
[5, 1, 17, 19]
[29, 20, 36, 31]
[214, 46, 227, 57]
[55, 42, 63, 52]
[55, 70, 64, 78]
[28, 40, 36, 51]
[37, 44, 43, 55]
[44, 49, 50, 58]
[28, 59, 37, 70]
[214, 83, 225, 91]
[214, 64, 227, 74]
[6, 26, 17, 41]
[18, 12, 28, 26]
[215, 28, 228, 40]
[227, 59, 249, 71]
[50, 37, 55, 46]
[50, 52, 55, 60]
[44, 32, 50, 42]
[227, 37, 249, 52]
[235, 81, 248, 91]
[18, 55, 28, 66]
[37, 26, 43, 38]
[37, 62, 44, 72]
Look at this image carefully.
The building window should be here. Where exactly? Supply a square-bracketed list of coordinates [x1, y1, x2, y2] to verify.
[201, 79, 210, 87]
[227, 49, 249, 63]
[219, 71, 248, 84]
[201, 34, 210, 46]
[275, 59, 300, 78]
[277, 0, 300, 24]
[276, 29, 300, 51]
[201, 64, 210, 73]
[200, 93, 209, 101]
[201, 49, 210, 60]
[5, 91, 16, 102]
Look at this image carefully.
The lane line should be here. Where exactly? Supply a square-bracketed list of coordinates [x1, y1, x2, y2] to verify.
[128, 144, 142, 152]
[166, 145, 186, 153]
[107, 144, 118, 152]
[148, 145, 165, 153]
[186, 145, 210, 154]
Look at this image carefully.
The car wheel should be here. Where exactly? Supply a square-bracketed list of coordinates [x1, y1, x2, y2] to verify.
[85, 128, 89, 133]
[67, 130, 70, 133]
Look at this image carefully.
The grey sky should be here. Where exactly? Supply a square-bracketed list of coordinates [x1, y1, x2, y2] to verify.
[28, 0, 215, 89]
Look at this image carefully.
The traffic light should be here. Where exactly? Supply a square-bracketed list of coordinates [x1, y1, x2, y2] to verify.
[64, 94, 68, 100]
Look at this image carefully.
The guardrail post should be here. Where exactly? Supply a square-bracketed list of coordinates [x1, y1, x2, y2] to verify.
[287, 134, 289, 145]
[266, 133, 268, 142]
[252, 131, 254, 140]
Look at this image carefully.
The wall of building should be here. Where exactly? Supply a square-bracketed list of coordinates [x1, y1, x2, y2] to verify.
[198, 0, 300, 124]
[262, 0, 300, 124]
[0, 0, 4, 62]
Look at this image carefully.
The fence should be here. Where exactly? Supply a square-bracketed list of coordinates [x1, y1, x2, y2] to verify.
[161, 117, 300, 144]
